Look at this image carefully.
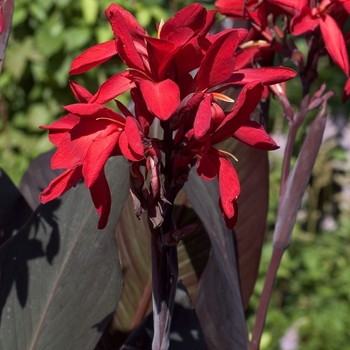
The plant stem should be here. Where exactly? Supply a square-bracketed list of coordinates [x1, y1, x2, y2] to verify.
[151, 216, 178, 350]
[249, 247, 284, 350]
[151, 119, 181, 350]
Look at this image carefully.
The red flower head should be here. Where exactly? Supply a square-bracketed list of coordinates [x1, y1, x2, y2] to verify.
[40, 83, 144, 229]
[40, 3, 296, 228]
[290, 0, 350, 76]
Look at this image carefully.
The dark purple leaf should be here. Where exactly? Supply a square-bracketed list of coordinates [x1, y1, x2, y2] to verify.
[221, 137, 269, 309]
[184, 173, 248, 349]
[0, 169, 32, 246]
[274, 104, 327, 248]
[18, 148, 63, 211]
[0, 0, 14, 73]
[0, 157, 129, 350]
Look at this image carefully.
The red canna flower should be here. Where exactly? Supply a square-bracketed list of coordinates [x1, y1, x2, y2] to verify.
[290, 0, 349, 76]
[40, 3, 296, 229]
[69, 3, 215, 121]
[40, 84, 145, 229]
[173, 82, 283, 227]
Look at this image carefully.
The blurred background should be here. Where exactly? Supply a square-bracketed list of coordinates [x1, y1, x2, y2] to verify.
[1, 0, 350, 349]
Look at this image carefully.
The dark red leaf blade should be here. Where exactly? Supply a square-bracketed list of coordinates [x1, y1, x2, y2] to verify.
[222, 137, 270, 309]
[218, 87, 270, 309]
[0, 157, 129, 350]
[0, 0, 14, 74]
[184, 173, 248, 349]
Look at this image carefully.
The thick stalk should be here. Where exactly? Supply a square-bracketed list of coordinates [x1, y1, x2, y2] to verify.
[249, 247, 284, 350]
[151, 120, 180, 350]
[151, 233, 178, 350]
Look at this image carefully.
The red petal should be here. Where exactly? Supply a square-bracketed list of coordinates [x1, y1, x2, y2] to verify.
[63, 103, 104, 116]
[124, 116, 144, 157]
[217, 153, 240, 219]
[40, 166, 83, 203]
[271, 0, 299, 11]
[69, 40, 117, 75]
[290, 6, 318, 36]
[196, 152, 218, 180]
[69, 81, 93, 103]
[194, 93, 213, 140]
[89, 170, 112, 229]
[83, 123, 121, 188]
[63, 103, 125, 123]
[160, 3, 207, 40]
[212, 82, 264, 144]
[119, 131, 143, 161]
[339, 0, 350, 13]
[40, 113, 80, 132]
[51, 118, 115, 170]
[89, 72, 135, 104]
[144, 37, 176, 80]
[105, 5, 144, 70]
[105, 4, 146, 39]
[139, 79, 180, 121]
[229, 67, 296, 85]
[131, 88, 155, 134]
[198, 9, 217, 36]
[219, 199, 238, 229]
[233, 120, 279, 150]
[215, 0, 251, 19]
[40, 114, 80, 146]
[174, 38, 205, 79]
[319, 14, 349, 76]
[197, 30, 245, 90]
[207, 27, 247, 45]
[342, 77, 350, 102]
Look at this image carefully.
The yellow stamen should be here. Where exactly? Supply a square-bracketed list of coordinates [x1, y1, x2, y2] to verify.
[158, 19, 165, 39]
[126, 68, 155, 82]
[219, 149, 238, 162]
[240, 40, 270, 49]
[96, 117, 125, 127]
[212, 92, 235, 103]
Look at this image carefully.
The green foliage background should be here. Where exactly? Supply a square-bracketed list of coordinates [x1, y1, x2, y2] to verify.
[1, 1, 350, 349]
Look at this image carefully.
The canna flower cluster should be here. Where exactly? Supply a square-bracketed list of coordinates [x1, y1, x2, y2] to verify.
[216, 0, 350, 99]
[40, 3, 296, 229]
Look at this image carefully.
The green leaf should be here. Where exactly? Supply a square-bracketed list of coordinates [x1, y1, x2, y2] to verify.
[4, 37, 44, 80]
[63, 27, 91, 51]
[26, 103, 53, 131]
[0, 157, 129, 350]
[29, 3, 47, 22]
[35, 16, 64, 57]
[80, 0, 99, 25]
[11, 8, 27, 27]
